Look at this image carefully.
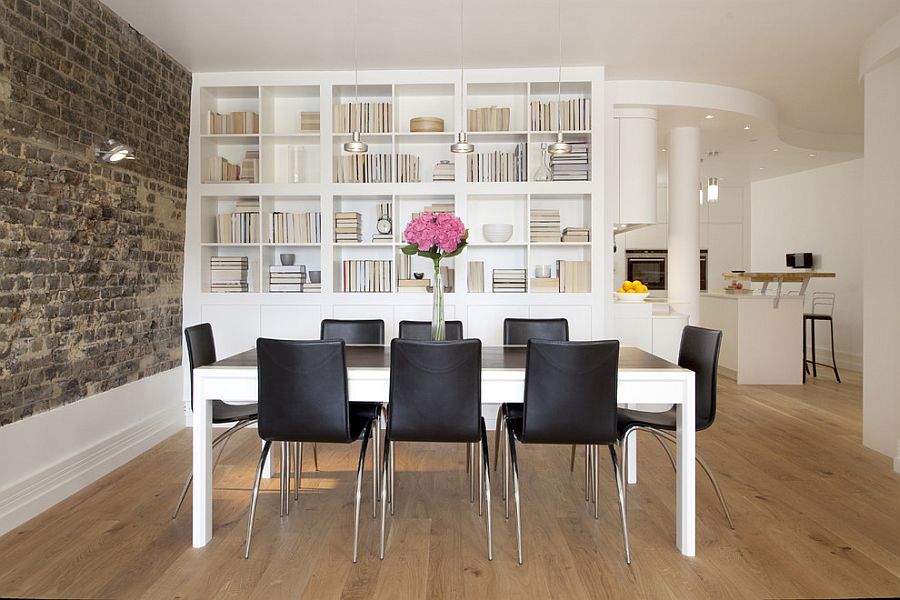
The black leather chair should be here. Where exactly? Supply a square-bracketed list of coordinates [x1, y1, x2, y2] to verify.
[379, 339, 492, 560]
[172, 323, 258, 519]
[499, 339, 629, 564]
[617, 325, 734, 529]
[244, 339, 383, 561]
[495, 318, 569, 468]
[321, 319, 385, 345]
[398, 320, 464, 341]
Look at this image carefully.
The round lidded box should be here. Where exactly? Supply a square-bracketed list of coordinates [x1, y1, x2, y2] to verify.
[410, 116, 445, 133]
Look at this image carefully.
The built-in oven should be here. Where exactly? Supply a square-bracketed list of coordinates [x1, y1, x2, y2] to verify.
[625, 249, 708, 292]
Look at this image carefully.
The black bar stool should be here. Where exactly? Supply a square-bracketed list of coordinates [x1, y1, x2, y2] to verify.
[803, 292, 841, 383]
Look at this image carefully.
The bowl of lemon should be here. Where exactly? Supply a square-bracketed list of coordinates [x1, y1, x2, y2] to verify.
[615, 280, 650, 302]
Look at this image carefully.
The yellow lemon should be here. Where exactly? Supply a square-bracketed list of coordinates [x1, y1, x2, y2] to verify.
[632, 280, 643, 287]
[616, 288, 626, 293]
[626, 288, 636, 294]
[638, 284, 649, 293]
[623, 281, 633, 291]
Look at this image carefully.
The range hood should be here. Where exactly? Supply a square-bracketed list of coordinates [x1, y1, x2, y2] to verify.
[613, 223, 653, 235]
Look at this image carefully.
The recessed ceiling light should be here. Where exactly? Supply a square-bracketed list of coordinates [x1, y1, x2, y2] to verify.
[704, 114, 715, 119]
[743, 124, 751, 130]
[808, 153, 817, 157]
[661, 148, 667, 152]
[771, 148, 779, 152]
[758, 167, 765, 170]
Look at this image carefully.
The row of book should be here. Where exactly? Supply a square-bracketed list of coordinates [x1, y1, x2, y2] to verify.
[342, 260, 393, 292]
[530, 208, 561, 242]
[334, 154, 393, 183]
[210, 257, 249, 293]
[335, 212, 361, 243]
[493, 268, 527, 293]
[268, 265, 308, 293]
[557, 260, 591, 293]
[529, 99, 591, 132]
[467, 143, 526, 183]
[334, 102, 392, 133]
[551, 141, 589, 181]
[433, 160, 454, 182]
[269, 212, 321, 244]
[467, 261, 485, 293]
[396, 154, 420, 183]
[205, 151, 259, 183]
[216, 199, 260, 244]
[207, 111, 259, 135]
[373, 203, 392, 243]
[468, 106, 511, 132]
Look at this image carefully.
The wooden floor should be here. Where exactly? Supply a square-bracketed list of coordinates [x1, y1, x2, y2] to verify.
[1, 371, 899, 599]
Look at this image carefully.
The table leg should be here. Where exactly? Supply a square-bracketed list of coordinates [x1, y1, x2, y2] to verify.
[625, 430, 638, 485]
[676, 375, 696, 556]
[192, 372, 213, 548]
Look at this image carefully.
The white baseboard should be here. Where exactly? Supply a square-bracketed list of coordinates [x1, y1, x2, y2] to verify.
[894, 440, 900, 475]
[0, 369, 184, 536]
[808, 346, 862, 373]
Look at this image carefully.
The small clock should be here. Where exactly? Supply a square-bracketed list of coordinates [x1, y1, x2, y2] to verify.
[376, 216, 392, 235]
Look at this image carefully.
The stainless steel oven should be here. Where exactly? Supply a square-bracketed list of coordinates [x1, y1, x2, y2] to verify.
[625, 249, 708, 292]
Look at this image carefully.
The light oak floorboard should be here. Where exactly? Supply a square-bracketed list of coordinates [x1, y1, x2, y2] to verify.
[1, 371, 899, 599]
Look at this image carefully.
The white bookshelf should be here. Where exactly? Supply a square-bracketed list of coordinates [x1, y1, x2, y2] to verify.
[183, 67, 606, 382]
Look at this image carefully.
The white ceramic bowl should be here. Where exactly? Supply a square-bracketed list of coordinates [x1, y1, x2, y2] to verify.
[615, 292, 650, 302]
[483, 224, 513, 243]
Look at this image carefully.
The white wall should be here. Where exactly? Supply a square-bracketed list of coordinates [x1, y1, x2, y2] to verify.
[750, 159, 863, 371]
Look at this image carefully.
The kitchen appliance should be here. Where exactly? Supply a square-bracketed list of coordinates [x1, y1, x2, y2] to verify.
[786, 252, 813, 269]
[625, 249, 708, 292]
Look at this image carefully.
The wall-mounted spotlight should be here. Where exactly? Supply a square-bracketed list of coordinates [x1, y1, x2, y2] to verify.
[95, 139, 135, 163]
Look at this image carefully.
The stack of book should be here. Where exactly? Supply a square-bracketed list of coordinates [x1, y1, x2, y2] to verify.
[333, 102, 392, 133]
[334, 154, 393, 183]
[207, 111, 259, 134]
[529, 99, 591, 131]
[335, 212, 362, 243]
[468, 106, 511, 131]
[557, 260, 591, 293]
[467, 261, 485, 293]
[209, 256, 249, 293]
[433, 160, 454, 182]
[398, 278, 429, 293]
[216, 199, 259, 243]
[240, 150, 259, 183]
[530, 208, 561, 242]
[562, 226, 590, 243]
[530, 277, 560, 293]
[373, 203, 393, 243]
[397, 252, 413, 281]
[409, 203, 454, 225]
[397, 154, 420, 183]
[269, 212, 321, 244]
[303, 281, 321, 293]
[467, 143, 526, 182]
[269, 265, 306, 293]
[492, 268, 527, 293]
[206, 156, 241, 182]
[551, 141, 590, 181]
[342, 260, 393, 292]
[300, 112, 320, 132]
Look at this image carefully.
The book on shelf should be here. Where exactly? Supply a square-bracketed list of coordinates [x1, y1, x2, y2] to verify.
[302, 282, 322, 293]
[216, 199, 260, 243]
[300, 112, 320, 132]
[492, 268, 527, 293]
[334, 212, 362, 243]
[269, 264, 307, 292]
[206, 156, 241, 182]
[397, 154, 420, 183]
[342, 260, 393, 293]
[335, 154, 394, 183]
[530, 277, 560, 293]
[467, 106, 511, 132]
[529, 99, 590, 132]
[398, 278, 429, 293]
[239, 150, 259, 183]
[556, 260, 591, 293]
[333, 102, 392, 133]
[551, 141, 590, 181]
[530, 208, 561, 242]
[397, 251, 412, 280]
[269, 211, 321, 244]
[372, 234, 393, 243]
[433, 160, 454, 182]
[562, 226, 590, 242]
[440, 266, 455, 293]
[467, 261, 485, 293]
[467, 143, 526, 183]
[210, 256, 249, 293]
[207, 111, 259, 135]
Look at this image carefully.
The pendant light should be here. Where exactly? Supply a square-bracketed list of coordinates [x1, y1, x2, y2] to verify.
[450, 0, 474, 154]
[343, 0, 368, 154]
[548, 0, 571, 156]
[707, 177, 719, 203]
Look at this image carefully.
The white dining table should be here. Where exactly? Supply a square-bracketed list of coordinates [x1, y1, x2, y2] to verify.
[191, 345, 696, 556]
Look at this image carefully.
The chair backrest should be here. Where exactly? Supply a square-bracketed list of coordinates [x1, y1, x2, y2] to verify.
[520, 339, 619, 445]
[503, 318, 569, 346]
[677, 325, 723, 431]
[810, 291, 835, 316]
[185, 323, 217, 411]
[398, 320, 464, 341]
[320, 319, 385, 345]
[256, 338, 353, 443]
[388, 339, 482, 443]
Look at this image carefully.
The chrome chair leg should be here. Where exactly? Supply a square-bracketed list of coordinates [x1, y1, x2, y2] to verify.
[608, 444, 632, 564]
[503, 416, 510, 519]
[493, 405, 506, 472]
[371, 417, 379, 518]
[584, 444, 590, 501]
[294, 442, 302, 501]
[478, 440, 484, 516]
[279, 442, 290, 517]
[830, 319, 842, 383]
[480, 420, 493, 560]
[507, 424, 523, 565]
[243, 440, 272, 559]
[389, 440, 395, 516]
[313, 443, 319, 471]
[570, 444, 577, 472]
[466, 442, 471, 475]
[593, 445, 600, 518]
[469, 442, 476, 503]
[379, 437, 391, 559]
[353, 422, 372, 563]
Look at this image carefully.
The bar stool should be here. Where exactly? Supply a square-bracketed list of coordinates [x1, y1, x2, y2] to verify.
[803, 292, 841, 383]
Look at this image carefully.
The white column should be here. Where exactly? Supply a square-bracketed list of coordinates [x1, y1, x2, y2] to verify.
[667, 126, 701, 324]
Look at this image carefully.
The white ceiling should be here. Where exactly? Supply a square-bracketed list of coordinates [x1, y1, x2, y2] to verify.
[101, 0, 898, 181]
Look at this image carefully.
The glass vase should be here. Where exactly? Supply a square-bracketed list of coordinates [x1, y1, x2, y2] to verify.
[431, 262, 445, 341]
[533, 143, 552, 181]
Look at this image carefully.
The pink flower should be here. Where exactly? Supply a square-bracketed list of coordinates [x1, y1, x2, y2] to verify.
[403, 212, 466, 256]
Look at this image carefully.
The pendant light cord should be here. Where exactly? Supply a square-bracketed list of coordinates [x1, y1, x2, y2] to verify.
[557, 0, 562, 133]
[459, 0, 465, 130]
[354, 0, 359, 127]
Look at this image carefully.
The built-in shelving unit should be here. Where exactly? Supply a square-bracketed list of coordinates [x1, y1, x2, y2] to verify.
[184, 68, 605, 356]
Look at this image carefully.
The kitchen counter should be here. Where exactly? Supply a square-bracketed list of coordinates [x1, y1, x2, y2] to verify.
[612, 300, 689, 364]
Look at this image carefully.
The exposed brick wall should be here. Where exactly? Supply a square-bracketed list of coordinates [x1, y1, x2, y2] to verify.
[0, 0, 191, 425]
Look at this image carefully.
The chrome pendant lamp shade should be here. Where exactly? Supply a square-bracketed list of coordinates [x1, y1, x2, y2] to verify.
[549, 0, 571, 156]
[450, 0, 474, 154]
[343, 0, 368, 154]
